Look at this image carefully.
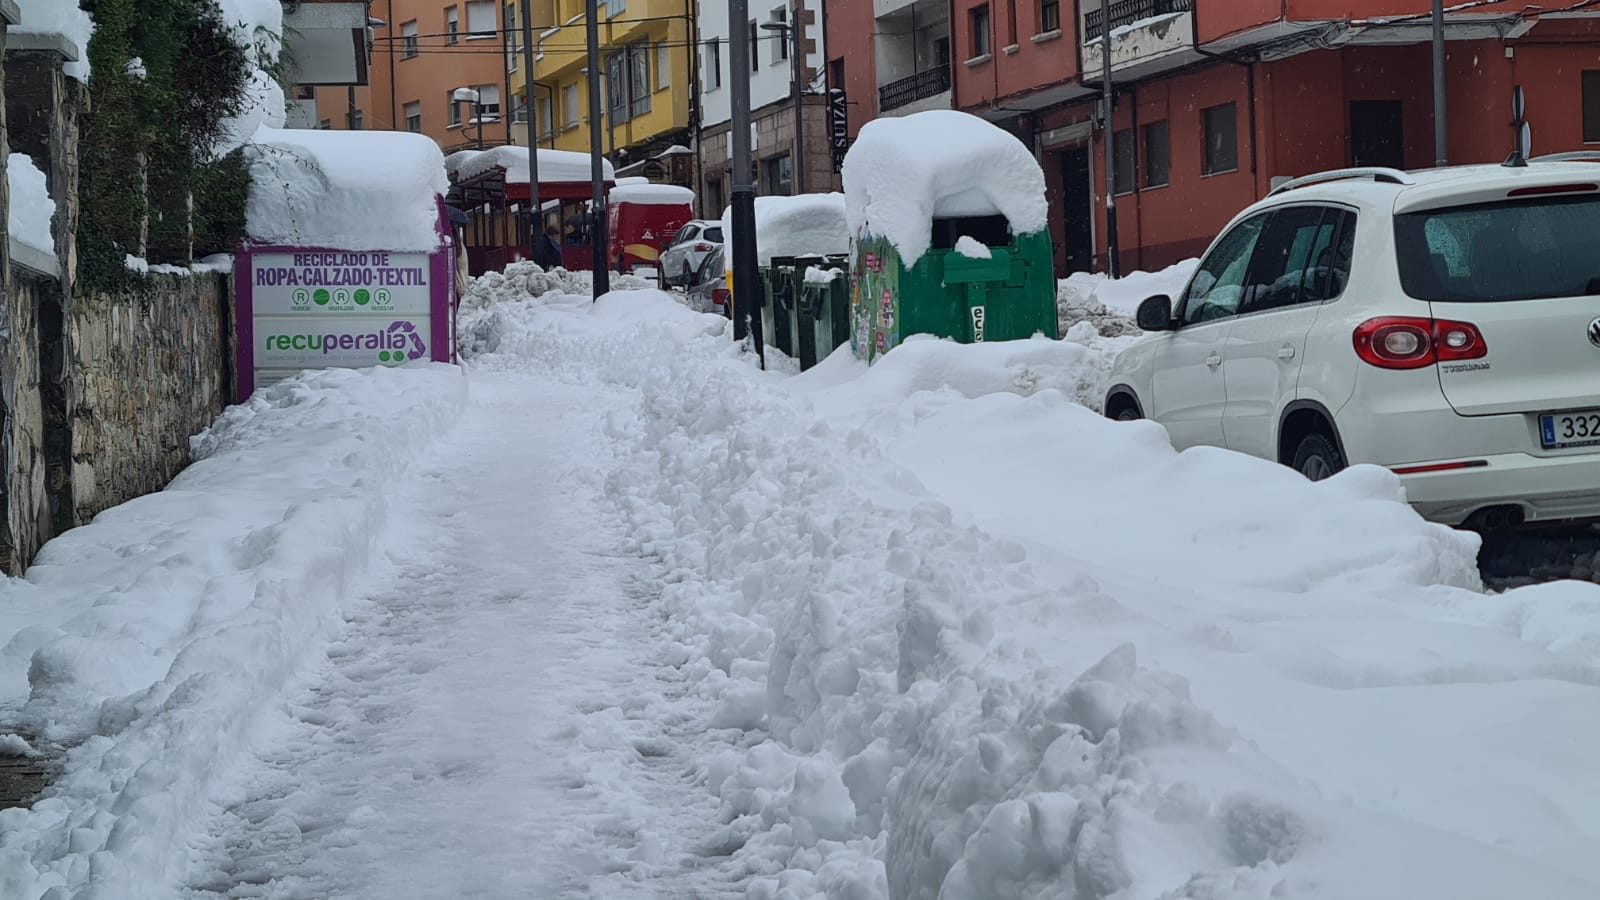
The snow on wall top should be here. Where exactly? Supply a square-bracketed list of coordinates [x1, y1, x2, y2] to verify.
[720, 193, 848, 265]
[447, 146, 616, 185]
[13, 0, 94, 81]
[8, 153, 56, 261]
[609, 183, 695, 207]
[842, 110, 1048, 267]
[245, 128, 448, 251]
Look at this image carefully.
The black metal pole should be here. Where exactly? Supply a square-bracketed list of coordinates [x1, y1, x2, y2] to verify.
[1100, 5, 1119, 279]
[585, 0, 610, 297]
[1432, 0, 1447, 167]
[520, 0, 543, 266]
[729, 0, 765, 367]
[791, 17, 804, 194]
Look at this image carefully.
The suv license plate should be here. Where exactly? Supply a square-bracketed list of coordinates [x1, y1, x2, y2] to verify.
[1540, 410, 1600, 449]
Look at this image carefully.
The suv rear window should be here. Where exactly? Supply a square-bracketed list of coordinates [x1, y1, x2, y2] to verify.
[704, 226, 725, 243]
[1395, 195, 1600, 302]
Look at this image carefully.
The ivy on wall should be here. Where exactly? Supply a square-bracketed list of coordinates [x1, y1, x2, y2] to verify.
[76, 0, 256, 290]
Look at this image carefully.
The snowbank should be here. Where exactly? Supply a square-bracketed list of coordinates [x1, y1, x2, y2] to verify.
[446, 145, 615, 185]
[13, 0, 93, 81]
[609, 182, 695, 206]
[451, 290, 1597, 897]
[7, 153, 55, 261]
[0, 365, 466, 898]
[1059, 257, 1199, 316]
[245, 127, 448, 251]
[720, 193, 849, 265]
[842, 110, 1048, 266]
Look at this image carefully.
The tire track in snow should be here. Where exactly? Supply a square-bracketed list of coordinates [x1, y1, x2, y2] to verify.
[185, 373, 744, 899]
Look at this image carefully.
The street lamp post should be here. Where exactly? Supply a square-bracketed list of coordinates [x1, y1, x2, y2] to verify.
[519, 0, 544, 267]
[452, 87, 491, 150]
[761, 13, 804, 195]
[729, 0, 765, 366]
[585, 0, 610, 297]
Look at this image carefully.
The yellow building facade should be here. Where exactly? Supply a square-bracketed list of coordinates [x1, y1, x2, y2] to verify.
[509, 0, 694, 169]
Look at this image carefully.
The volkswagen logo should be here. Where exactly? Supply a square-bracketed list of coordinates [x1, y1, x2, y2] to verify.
[1590, 317, 1600, 348]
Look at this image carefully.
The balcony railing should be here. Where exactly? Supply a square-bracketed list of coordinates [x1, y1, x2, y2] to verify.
[1083, 0, 1193, 42]
[878, 64, 951, 112]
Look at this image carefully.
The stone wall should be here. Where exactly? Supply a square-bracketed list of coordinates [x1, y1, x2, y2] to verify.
[1, 272, 49, 573]
[68, 274, 231, 524]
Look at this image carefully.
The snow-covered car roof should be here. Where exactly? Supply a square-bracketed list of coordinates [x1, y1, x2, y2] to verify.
[1259, 161, 1600, 216]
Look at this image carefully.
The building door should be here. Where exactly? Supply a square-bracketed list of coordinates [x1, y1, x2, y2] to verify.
[1350, 100, 1404, 168]
[1061, 145, 1093, 274]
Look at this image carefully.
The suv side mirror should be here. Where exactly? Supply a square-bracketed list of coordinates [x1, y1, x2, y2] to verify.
[1136, 295, 1175, 332]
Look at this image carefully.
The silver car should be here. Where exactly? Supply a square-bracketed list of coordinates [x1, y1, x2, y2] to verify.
[659, 220, 725, 288]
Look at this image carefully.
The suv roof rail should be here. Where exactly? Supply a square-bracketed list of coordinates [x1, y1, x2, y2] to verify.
[1531, 151, 1600, 163]
[1267, 167, 1415, 197]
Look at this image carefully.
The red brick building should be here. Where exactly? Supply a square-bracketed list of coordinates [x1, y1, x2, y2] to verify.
[923, 0, 1600, 276]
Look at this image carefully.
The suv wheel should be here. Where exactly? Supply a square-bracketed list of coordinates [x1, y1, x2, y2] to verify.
[1114, 407, 1141, 422]
[1292, 432, 1345, 482]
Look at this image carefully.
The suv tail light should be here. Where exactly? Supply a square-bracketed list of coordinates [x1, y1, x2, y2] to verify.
[694, 242, 713, 252]
[1353, 317, 1487, 370]
[712, 287, 730, 307]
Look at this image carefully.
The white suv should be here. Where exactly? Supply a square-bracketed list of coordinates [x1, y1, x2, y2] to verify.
[1105, 160, 1600, 530]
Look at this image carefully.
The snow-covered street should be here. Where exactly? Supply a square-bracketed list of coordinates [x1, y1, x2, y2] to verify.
[4, 278, 1600, 899]
[185, 372, 734, 899]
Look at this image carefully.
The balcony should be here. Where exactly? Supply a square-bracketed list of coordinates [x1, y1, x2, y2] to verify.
[879, 64, 951, 113]
[1081, 0, 1200, 82]
[281, 1, 370, 86]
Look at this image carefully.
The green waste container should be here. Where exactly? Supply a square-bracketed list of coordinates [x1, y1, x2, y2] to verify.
[850, 217, 1057, 363]
[760, 254, 852, 371]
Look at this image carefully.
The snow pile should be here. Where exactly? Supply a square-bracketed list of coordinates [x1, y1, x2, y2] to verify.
[125, 57, 147, 80]
[0, 365, 465, 898]
[720, 193, 849, 264]
[804, 266, 841, 286]
[609, 182, 695, 206]
[12, 0, 94, 81]
[954, 235, 991, 259]
[212, 0, 287, 154]
[446, 145, 615, 185]
[452, 287, 1600, 897]
[245, 127, 448, 251]
[843, 110, 1048, 266]
[1059, 257, 1199, 315]
[7, 153, 56, 261]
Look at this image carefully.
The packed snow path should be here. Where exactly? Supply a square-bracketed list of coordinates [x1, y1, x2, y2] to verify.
[186, 372, 733, 900]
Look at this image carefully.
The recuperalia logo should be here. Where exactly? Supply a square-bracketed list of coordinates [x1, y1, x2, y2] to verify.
[266, 321, 427, 363]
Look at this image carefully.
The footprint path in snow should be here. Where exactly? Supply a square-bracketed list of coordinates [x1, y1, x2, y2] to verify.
[185, 373, 745, 900]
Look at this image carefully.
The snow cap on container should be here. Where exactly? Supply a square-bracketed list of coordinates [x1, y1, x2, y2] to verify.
[842, 109, 1048, 267]
[720, 193, 848, 265]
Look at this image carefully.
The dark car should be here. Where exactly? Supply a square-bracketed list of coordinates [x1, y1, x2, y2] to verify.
[685, 245, 730, 317]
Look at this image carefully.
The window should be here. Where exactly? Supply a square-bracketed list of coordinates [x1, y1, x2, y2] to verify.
[1203, 102, 1239, 175]
[970, 6, 991, 59]
[1006, 0, 1017, 45]
[705, 40, 723, 90]
[1112, 129, 1134, 196]
[563, 83, 579, 128]
[538, 95, 553, 138]
[628, 42, 652, 118]
[935, 36, 951, 67]
[830, 58, 844, 90]
[707, 179, 725, 219]
[1180, 213, 1265, 325]
[1242, 206, 1348, 313]
[607, 52, 627, 121]
[449, 90, 462, 126]
[505, 3, 517, 69]
[401, 20, 419, 58]
[773, 7, 789, 62]
[764, 154, 793, 195]
[445, 6, 459, 43]
[466, 1, 495, 38]
[1039, 0, 1060, 33]
[1143, 120, 1169, 188]
[704, 225, 725, 242]
[657, 40, 670, 89]
[750, 20, 760, 71]
[474, 84, 501, 118]
[404, 101, 422, 133]
[673, 224, 701, 246]
[1396, 195, 1600, 303]
[610, 0, 626, 14]
[318, 118, 332, 129]
[1586, 72, 1600, 143]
